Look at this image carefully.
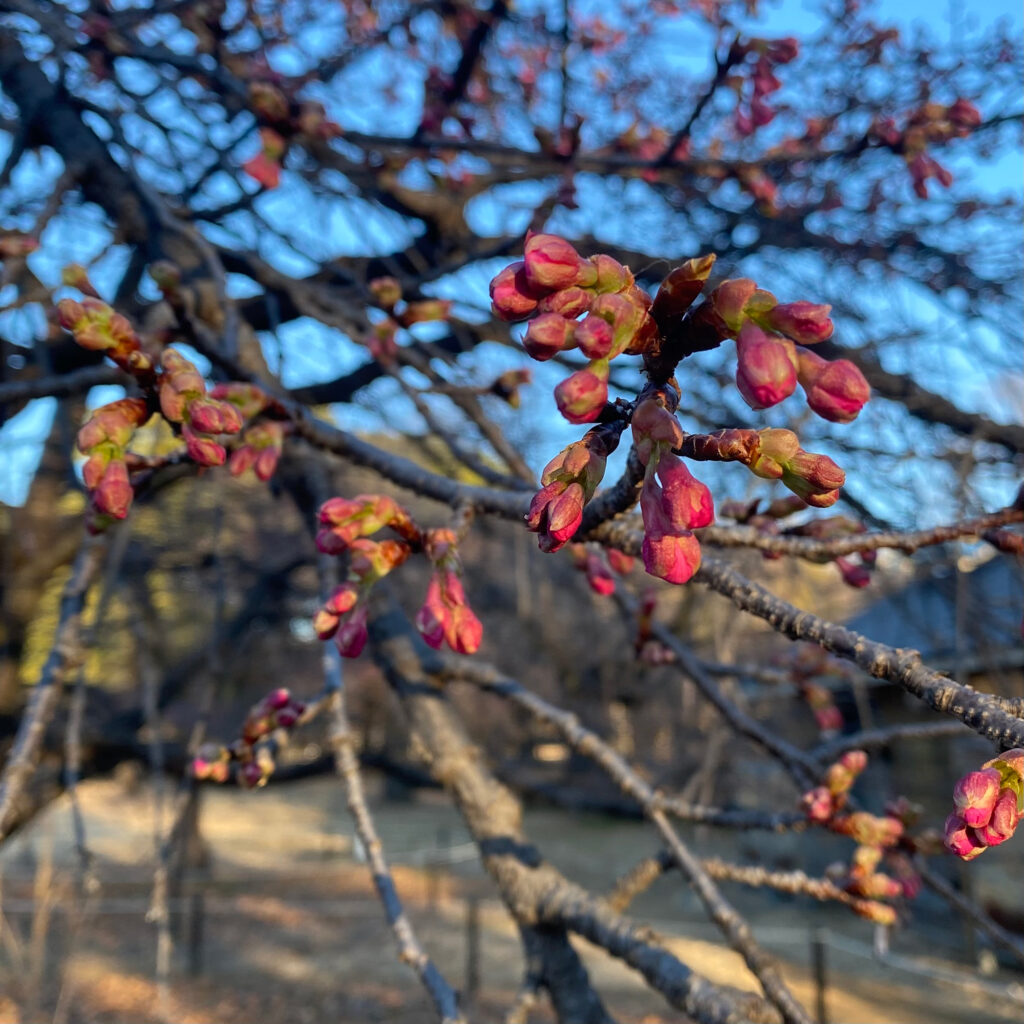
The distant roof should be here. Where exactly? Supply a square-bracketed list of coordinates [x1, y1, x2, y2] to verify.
[845, 555, 1024, 669]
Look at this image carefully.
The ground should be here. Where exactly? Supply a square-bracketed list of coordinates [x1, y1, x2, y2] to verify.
[0, 774, 1022, 1023]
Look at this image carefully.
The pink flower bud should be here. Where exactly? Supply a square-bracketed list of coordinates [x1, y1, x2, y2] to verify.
[523, 234, 592, 290]
[735, 323, 797, 410]
[974, 788, 1022, 846]
[523, 313, 576, 361]
[588, 292, 650, 357]
[762, 302, 834, 344]
[369, 276, 402, 308]
[837, 556, 871, 588]
[711, 278, 757, 333]
[641, 530, 701, 585]
[239, 761, 267, 789]
[944, 813, 987, 860]
[93, 459, 133, 519]
[796, 348, 870, 423]
[839, 813, 903, 848]
[607, 549, 635, 575]
[575, 315, 615, 359]
[801, 786, 834, 823]
[526, 481, 585, 553]
[554, 365, 608, 424]
[449, 605, 483, 655]
[952, 768, 1002, 827]
[275, 708, 299, 729]
[403, 299, 452, 325]
[490, 261, 544, 321]
[780, 450, 845, 505]
[183, 424, 226, 467]
[536, 287, 592, 319]
[588, 253, 633, 293]
[654, 454, 714, 530]
[335, 606, 369, 658]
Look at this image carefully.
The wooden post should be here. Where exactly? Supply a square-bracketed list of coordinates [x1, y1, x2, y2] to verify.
[812, 928, 828, 1024]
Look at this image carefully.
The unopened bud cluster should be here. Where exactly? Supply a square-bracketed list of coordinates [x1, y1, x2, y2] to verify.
[944, 749, 1024, 860]
[362, 276, 453, 363]
[192, 687, 308, 789]
[802, 751, 915, 925]
[569, 544, 634, 597]
[314, 497, 482, 657]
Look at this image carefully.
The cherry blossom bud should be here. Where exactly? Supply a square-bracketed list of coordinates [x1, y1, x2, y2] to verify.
[524, 234, 594, 290]
[630, 395, 684, 465]
[588, 292, 652, 356]
[952, 768, 1002, 828]
[182, 424, 226, 466]
[762, 302, 834, 344]
[524, 313, 576, 361]
[641, 530, 701, 585]
[657, 454, 714, 530]
[526, 482, 586, 553]
[944, 813, 986, 860]
[796, 348, 870, 423]
[317, 495, 408, 553]
[588, 253, 633, 293]
[575, 315, 615, 359]
[607, 549, 635, 575]
[650, 255, 716, 332]
[189, 396, 243, 435]
[802, 786, 834, 823]
[336, 606, 369, 658]
[837, 556, 871, 588]
[347, 538, 411, 582]
[839, 813, 903, 848]
[711, 278, 757, 333]
[490, 261, 544, 321]
[403, 299, 452, 325]
[92, 459, 133, 519]
[735, 323, 797, 410]
[974, 788, 1022, 847]
[554, 364, 608, 424]
[766, 37, 799, 63]
[854, 901, 897, 926]
[77, 398, 149, 453]
[369, 276, 402, 308]
[536, 287, 592, 319]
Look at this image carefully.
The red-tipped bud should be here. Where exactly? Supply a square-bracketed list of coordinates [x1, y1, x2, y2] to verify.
[711, 278, 757, 333]
[588, 253, 633, 293]
[92, 459, 133, 519]
[607, 549, 635, 575]
[952, 768, 1002, 828]
[735, 323, 797, 410]
[490, 261, 544, 321]
[762, 302, 834, 345]
[630, 396, 685, 465]
[523, 313, 576, 361]
[656, 454, 714, 530]
[575, 315, 615, 359]
[802, 786, 834, 823]
[526, 482, 585, 553]
[403, 299, 452, 325]
[796, 348, 870, 423]
[944, 813, 987, 860]
[523, 234, 593, 290]
[335, 606, 369, 658]
[974, 788, 1022, 846]
[369, 276, 402, 308]
[536, 287, 592, 319]
[554, 365, 608, 424]
[838, 813, 903, 848]
[182, 424, 226, 466]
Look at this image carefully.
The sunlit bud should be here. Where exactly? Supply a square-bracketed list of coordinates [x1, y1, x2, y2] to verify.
[851, 844, 883, 878]
[853, 873, 903, 901]
[490, 261, 544, 321]
[488, 368, 532, 408]
[762, 302, 834, 344]
[61, 263, 100, 298]
[449, 604, 483, 655]
[92, 459, 133, 519]
[524, 313, 576, 361]
[523, 233, 594, 290]
[537, 287, 592, 319]
[588, 253, 633, 293]
[554, 364, 608, 424]
[802, 786, 834, 822]
[796, 348, 870, 423]
[403, 299, 452, 325]
[263, 688, 292, 710]
[650, 255, 716, 332]
[780, 450, 846, 506]
[630, 395, 684, 465]
[749, 428, 800, 480]
[944, 813, 986, 860]
[838, 812, 903, 848]
[369, 276, 402, 308]
[182, 424, 226, 466]
[656, 454, 714, 530]
[149, 260, 181, 295]
[588, 292, 650, 356]
[575, 315, 615, 359]
[641, 529, 701, 585]
[711, 278, 757, 333]
[77, 398, 149, 453]
[347, 538, 411, 581]
[316, 494, 407, 552]
[735, 323, 797, 410]
[189, 396, 243, 435]
[526, 481, 585, 553]
[952, 768, 1002, 828]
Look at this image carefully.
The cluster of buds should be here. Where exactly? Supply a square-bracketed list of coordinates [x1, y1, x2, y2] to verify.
[944, 749, 1024, 861]
[691, 277, 869, 421]
[800, 681, 843, 734]
[490, 234, 658, 423]
[314, 497, 483, 658]
[76, 398, 151, 520]
[159, 349, 244, 466]
[359, 277, 452, 363]
[802, 751, 912, 925]
[192, 688, 309, 789]
[569, 544, 634, 597]
[241, 79, 342, 189]
[415, 529, 483, 655]
[58, 296, 154, 379]
[211, 383, 288, 482]
[731, 36, 800, 137]
[632, 393, 713, 584]
[526, 422, 620, 551]
[872, 99, 981, 199]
